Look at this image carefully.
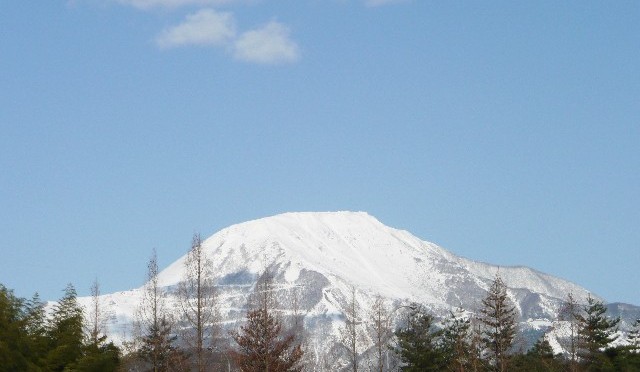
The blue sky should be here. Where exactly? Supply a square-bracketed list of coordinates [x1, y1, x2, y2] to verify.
[1, 1, 638, 304]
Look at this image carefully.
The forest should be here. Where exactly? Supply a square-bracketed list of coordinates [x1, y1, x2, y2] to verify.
[1, 235, 639, 371]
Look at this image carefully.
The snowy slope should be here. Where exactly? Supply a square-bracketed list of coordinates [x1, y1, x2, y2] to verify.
[78, 211, 628, 365]
[158, 211, 590, 304]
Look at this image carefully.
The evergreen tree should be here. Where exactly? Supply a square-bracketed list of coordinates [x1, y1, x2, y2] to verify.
[46, 283, 85, 371]
[75, 338, 121, 372]
[508, 338, 559, 372]
[394, 304, 444, 371]
[231, 308, 303, 372]
[527, 336, 563, 371]
[0, 285, 32, 371]
[576, 295, 620, 370]
[231, 306, 304, 372]
[231, 270, 303, 372]
[628, 318, 640, 351]
[139, 315, 183, 371]
[479, 274, 517, 372]
[440, 308, 472, 372]
[528, 337, 554, 359]
[24, 292, 49, 368]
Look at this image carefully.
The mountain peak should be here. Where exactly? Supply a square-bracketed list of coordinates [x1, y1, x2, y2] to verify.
[82, 211, 631, 366]
[157, 211, 590, 306]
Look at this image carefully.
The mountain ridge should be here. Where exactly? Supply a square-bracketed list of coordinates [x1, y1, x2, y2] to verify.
[77, 211, 635, 365]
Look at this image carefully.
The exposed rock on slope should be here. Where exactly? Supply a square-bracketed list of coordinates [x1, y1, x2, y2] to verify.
[81, 211, 632, 366]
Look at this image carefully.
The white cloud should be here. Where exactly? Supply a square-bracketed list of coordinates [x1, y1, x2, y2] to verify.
[364, 0, 410, 7]
[118, 0, 237, 10]
[233, 21, 300, 64]
[156, 8, 236, 48]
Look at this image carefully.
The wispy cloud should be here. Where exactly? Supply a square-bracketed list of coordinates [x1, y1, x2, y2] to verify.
[233, 21, 300, 64]
[117, 0, 302, 64]
[117, 0, 237, 10]
[156, 9, 236, 48]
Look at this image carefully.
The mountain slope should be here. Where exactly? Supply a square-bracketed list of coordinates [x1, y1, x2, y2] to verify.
[160, 211, 590, 307]
[81, 211, 628, 366]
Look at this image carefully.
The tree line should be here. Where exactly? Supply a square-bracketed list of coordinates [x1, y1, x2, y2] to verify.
[0, 234, 304, 372]
[2, 234, 639, 371]
[383, 275, 640, 372]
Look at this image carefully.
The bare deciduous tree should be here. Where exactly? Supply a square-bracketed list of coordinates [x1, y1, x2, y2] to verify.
[177, 233, 218, 372]
[86, 278, 108, 346]
[138, 248, 181, 372]
[369, 295, 392, 372]
[288, 285, 305, 336]
[558, 292, 581, 372]
[339, 285, 361, 372]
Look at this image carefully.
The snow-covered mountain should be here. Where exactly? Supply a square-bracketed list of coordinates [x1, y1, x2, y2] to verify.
[81, 211, 635, 365]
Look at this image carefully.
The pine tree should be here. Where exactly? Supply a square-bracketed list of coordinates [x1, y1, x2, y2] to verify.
[576, 295, 620, 369]
[46, 283, 85, 371]
[231, 306, 304, 372]
[394, 304, 444, 371]
[24, 292, 49, 367]
[528, 335, 563, 371]
[479, 274, 517, 372]
[0, 284, 32, 371]
[74, 340, 121, 372]
[440, 308, 472, 372]
[528, 337, 554, 359]
[509, 335, 561, 372]
[628, 318, 640, 352]
[230, 271, 303, 372]
[140, 315, 181, 371]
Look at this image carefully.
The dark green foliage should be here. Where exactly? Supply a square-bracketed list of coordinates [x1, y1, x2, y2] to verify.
[510, 353, 563, 372]
[577, 295, 620, 369]
[46, 283, 86, 371]
[24, 293, 49, 366]
[604, 345, 640, 371]
[139, 315, 184, 371]
[0, 282, 121, 372]
[479, 274, 517, 372]
[74, 338, 121, 372]
[394, 304, 444, 371]
[0, 285, 33, 371]
[508, 337, 563, 372]
[528, 337, 554, 359]
[628, 318, 640, 351]
[439, 309, 472, 372]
